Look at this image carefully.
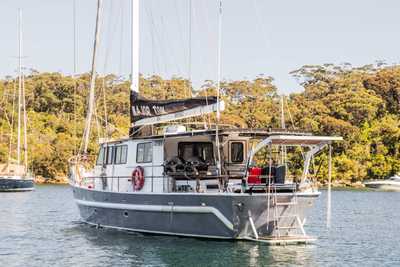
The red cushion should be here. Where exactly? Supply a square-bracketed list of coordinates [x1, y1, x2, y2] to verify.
[248, 167, 262, 184]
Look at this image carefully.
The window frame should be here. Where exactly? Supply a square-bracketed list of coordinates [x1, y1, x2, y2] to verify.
[114, 145, 128, 165]
[230, 141, 245, 163]
[96, 146, 106, 165]
[136, 142, 153, 163]
[106, 146, 115, 165]
[178, 142, 214, 163]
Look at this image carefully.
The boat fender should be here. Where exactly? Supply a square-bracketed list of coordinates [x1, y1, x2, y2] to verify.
[132, 166, 145, 191]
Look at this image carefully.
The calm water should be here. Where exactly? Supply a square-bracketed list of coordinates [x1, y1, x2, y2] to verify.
[0, 185, 399, 267]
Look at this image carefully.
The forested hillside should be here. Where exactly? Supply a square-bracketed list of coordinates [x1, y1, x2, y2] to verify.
[0, 63, 399, 184]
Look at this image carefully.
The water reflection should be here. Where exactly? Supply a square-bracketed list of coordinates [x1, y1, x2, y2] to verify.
[73, 224, 317, 266]
[2, 186, 399, 266]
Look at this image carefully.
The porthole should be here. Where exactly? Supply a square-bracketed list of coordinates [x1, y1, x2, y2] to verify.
[123, 211, 129, 217]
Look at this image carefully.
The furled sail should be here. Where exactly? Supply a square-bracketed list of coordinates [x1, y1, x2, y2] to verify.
[130, 91, 222, 127]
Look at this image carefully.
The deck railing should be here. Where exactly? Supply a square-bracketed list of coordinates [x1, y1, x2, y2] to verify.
[72, 174, 176, 193]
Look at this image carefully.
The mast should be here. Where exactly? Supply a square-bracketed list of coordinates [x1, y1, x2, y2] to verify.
[73, 0, 78, 155]
[17, 9, 22, 166]
[130, 0, 139, 93]
[82, 0, 102, 155]
[22, 71, 28, 172]
[215, 0, 222, 175]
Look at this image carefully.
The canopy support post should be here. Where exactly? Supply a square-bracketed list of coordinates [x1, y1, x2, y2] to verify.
[327, 143, 332, 228]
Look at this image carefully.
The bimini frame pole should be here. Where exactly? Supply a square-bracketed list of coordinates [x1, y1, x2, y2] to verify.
[327, 143, 332, 228]
[82, 0, 102, 155]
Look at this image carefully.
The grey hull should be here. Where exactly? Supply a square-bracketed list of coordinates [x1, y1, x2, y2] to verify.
[0, 178, 34, 192]
[72, 186, 319, 239]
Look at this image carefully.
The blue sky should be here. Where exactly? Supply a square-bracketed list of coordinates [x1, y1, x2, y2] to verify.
[1, 0, 400, 93]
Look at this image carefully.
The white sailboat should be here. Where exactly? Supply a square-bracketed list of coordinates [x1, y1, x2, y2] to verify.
[364, 174, 400, 191]
[0, 9, 34, 192]
[69, 0, 341, 244]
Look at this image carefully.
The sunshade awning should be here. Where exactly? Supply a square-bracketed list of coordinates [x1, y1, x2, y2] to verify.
[265, 135, 343, 146]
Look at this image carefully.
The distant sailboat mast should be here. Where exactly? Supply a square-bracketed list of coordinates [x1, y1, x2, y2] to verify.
[14, 9, 29, 174]
[17, 9, 22, 166]
[82, 0, 102, 155]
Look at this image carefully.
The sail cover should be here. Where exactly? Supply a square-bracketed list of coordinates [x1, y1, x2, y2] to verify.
[130, 91, 218, 124]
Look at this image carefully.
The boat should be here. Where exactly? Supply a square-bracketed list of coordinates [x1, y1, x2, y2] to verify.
[0, 10, 34, 192]
[364, 174, 400, 191]
[69, 0, 342, 244]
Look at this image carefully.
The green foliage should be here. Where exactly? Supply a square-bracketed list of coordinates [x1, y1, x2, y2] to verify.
[0, 64, 398, 181]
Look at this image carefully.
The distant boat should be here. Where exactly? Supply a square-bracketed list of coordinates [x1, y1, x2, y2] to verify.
[0, 10, 34, 192]
[364, 174, 400, 191]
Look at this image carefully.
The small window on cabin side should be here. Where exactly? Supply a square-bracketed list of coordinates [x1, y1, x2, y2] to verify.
[96, 147, 105, 165]
[120, 145, 128, 164]
[137, 143, 152, 163]
[231, 142, 244, 163]
[107, 146, 114, 164]
[115, 146, 122, 164]
[114, 145, 128, 164]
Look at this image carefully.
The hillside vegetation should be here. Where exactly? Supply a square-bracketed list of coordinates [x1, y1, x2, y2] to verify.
[0, 64, 399, 184]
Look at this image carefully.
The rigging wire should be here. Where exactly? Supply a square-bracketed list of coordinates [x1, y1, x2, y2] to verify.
[100, 0, 119, 139]
[144, 1, 168, 98]
[187, 0, 192, 98]
[17, 9, 22, 166]
[22, 72, 28, 172]
[197, 0, 214, 128]
[144, 1, 156, 75]
[73, 0, 78, 156]
[251, 0, 270, 51]
[7, 78, 17, 168]
[158, 8, 182, 78]
[81, 0, 102, 155]
[144, 1, 162, 77]
[173, 0, 187, 96]
[118, 0, 124, 76]
[215, 0, 223, 176]
[284, 96, 296, 130]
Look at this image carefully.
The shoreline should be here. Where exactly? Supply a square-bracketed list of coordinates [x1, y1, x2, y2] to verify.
[34, 176, 69, 185]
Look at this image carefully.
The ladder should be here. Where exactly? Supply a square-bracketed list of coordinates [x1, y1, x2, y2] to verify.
[267, 182, 306, 238]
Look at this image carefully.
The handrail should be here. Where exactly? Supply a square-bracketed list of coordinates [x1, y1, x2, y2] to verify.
[71, 174, 238, 194]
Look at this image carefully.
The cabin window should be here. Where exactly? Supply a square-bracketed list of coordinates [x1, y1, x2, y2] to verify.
[106, 146, 115, 164]
[96, 147, 105, 165]
[231, 142, 244, 163]
[114, 145, 128, 164]
[178, 142, 214, 163]
[137, 142, 153, 163]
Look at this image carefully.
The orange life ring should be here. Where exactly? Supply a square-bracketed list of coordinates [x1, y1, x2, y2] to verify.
[132, 166, 145, 191]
